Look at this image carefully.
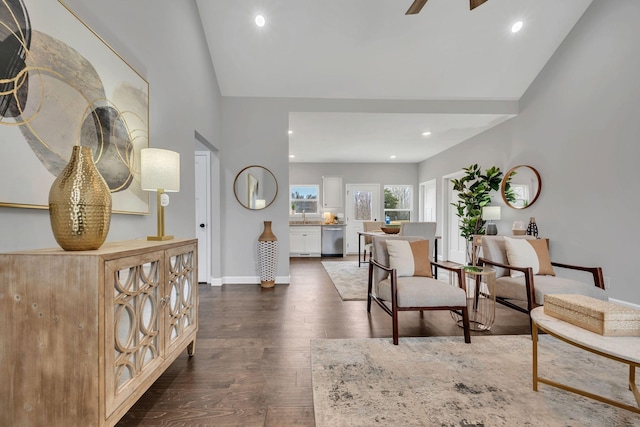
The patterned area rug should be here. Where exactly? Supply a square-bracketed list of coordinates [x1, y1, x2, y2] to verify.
[311, 335, 639, 426]
[321, 261, 369, 301]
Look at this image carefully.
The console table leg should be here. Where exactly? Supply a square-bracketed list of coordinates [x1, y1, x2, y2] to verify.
[532, 323, 538, 392]
[631, 365, 639, 406]
[187, 340, 196, 357]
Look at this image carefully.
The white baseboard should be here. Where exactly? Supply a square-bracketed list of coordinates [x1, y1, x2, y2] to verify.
[209, 277, 222, 287]
[609, 298, 640, 310]
[220, 275, 291, 285]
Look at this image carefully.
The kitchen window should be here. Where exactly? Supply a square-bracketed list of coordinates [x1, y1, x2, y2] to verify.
[290, 185, 319, 214]
[384, 185, 412, 222]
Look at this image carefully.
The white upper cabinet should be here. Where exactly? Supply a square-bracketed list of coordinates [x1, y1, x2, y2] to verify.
[322, 176, 343, 209]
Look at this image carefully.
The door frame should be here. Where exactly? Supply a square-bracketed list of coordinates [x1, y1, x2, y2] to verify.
[442, 170, 465, 264]
[195, 151, 212, 283]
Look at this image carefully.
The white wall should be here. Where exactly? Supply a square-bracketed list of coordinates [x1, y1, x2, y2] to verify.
[418, 0, 640, 305]
[0, 0, 222, 254]
[219, 98, 515, 283]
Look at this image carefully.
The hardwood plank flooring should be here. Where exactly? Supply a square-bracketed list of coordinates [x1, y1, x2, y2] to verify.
[117, 256, 531, 426]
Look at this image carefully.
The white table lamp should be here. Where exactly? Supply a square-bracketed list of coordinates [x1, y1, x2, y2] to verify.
[482, 206, 501, 235]
[141, 148, 180, 240]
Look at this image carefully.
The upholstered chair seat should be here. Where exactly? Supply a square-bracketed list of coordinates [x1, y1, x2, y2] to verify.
[376, 276, 467, 308]
[495, 274, 607, 305]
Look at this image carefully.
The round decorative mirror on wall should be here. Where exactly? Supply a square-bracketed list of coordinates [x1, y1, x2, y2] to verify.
[233, 165, 278, 210]
[501, 165, 541, 209]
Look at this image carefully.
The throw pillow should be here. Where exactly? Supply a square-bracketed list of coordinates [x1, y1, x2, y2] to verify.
[386, 239, 432, 278]
[504, 236, 555, 278]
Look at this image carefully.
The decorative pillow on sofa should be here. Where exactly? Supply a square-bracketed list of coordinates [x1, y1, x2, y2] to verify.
[504, 236, 555, 278]
[386, 239, 432, 277]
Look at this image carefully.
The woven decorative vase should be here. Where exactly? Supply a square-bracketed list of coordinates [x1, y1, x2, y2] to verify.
[49, 145, 112, 251]
[257, 221, 278, 288]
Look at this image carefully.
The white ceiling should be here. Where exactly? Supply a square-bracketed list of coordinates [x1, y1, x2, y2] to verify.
[196, 0, 593, 162]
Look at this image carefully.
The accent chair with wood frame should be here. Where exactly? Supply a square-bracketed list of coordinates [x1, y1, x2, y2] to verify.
[367, 235, 471, 345]
[477, 235, 607, 318]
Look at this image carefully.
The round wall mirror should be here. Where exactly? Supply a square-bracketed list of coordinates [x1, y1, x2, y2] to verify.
[501, 165, 541, 209]
[233, 165, 278, 210]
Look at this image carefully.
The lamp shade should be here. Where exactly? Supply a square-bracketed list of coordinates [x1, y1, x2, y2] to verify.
[482, 206, 501, 221]
[140, 148, 180, 192]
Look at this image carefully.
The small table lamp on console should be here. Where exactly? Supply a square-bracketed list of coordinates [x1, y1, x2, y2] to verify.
[141, 148, 180, 241]
[482, 206, 501, 235]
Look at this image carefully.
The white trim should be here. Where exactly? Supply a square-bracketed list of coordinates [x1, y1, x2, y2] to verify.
[609, 298, 640, 310]
[221, 275, 291, 285]
[209, 277, 222, 287]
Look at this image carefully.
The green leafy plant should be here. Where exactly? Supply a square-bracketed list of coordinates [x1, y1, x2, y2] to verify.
[502, 171, 518, 206]
[384, 188, 399, 209]
[451, 164, 504, 241]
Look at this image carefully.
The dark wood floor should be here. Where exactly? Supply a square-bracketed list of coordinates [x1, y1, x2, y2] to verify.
[117, 256, 531, 427]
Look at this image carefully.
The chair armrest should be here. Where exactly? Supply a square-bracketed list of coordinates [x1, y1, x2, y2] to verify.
[478, 257, 537, 311]
[551, 262, 605, 289]
[370, 258, 393, 273]
[431, 260, 467, 291]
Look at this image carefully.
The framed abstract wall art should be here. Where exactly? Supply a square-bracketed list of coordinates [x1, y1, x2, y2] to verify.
[0, 0, 149, 214]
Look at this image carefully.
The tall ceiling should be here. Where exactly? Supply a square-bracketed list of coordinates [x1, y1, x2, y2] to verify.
[196, 0, 593, 162]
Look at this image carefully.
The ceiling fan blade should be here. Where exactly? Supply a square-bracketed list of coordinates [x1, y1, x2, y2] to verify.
[470, 0, 489, 10]
[406, 0, 428, 15]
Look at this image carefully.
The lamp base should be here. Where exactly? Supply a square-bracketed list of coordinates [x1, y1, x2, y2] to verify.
[147, 235, 174, 241]
[486, 223, 498, 235]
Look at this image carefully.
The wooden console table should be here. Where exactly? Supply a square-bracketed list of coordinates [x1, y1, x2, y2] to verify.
[531, 307, 640, 414]
[0, 239, 198, 426]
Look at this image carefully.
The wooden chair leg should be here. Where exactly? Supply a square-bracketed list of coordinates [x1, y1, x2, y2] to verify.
[367, 262, 373, 313]
[461, 307, 471, 343]
[392, 305, 399, 345]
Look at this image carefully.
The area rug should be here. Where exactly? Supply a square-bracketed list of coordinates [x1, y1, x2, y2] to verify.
[311, 335, 639, 426]
[321, 261, 368, 301]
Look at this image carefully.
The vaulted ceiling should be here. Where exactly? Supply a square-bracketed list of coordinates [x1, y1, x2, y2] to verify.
[196, 0, 593, 162]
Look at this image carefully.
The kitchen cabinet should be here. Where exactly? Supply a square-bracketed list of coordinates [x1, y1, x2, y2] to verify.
[322, 176, 343, 209]
[0, 239, 198, 427]
[289, 226, 321, 256]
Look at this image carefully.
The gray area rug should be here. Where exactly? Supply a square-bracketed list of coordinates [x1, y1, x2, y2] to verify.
[311, 335, 639, 426]
[321, 261, 369, 301]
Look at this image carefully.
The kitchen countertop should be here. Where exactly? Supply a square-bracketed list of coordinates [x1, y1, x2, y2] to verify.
[289, 221, 346, 226]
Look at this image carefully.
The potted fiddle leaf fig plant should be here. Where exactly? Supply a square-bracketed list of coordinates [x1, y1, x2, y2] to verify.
[451, 164, 504, 263]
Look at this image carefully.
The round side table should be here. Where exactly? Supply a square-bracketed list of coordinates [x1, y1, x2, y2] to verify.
[451, 265, 497, 331]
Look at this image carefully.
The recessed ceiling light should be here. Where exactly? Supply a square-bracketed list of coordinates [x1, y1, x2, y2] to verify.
[390, 155, 397, 159]
[422, 131, 432, 136]
[255, 15, 265, 27]
[511, 21, 523, 33]
[288, 130, 293, 135]
[289, 154, 295, 158]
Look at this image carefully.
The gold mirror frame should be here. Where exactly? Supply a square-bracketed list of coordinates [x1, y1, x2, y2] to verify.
[233, 165, 278, 210]
[501, 165, 541, 209]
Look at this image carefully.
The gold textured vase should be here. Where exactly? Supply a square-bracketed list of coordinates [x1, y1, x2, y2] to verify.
[49, 145, 112, 251]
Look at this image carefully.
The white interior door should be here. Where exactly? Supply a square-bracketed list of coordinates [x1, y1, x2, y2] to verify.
[445, 174, 466, 264]
[194, 152, 211, 283]
[423, 179, 436, 222]
[345, 184, 380, 254]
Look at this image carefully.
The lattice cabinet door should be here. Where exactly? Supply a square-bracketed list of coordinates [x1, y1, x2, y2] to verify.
[164, 243, 198, 356]
[104, 250, 165, 418]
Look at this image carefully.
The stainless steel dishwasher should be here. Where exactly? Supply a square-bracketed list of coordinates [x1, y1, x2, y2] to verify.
[321, 225, 344, 257]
